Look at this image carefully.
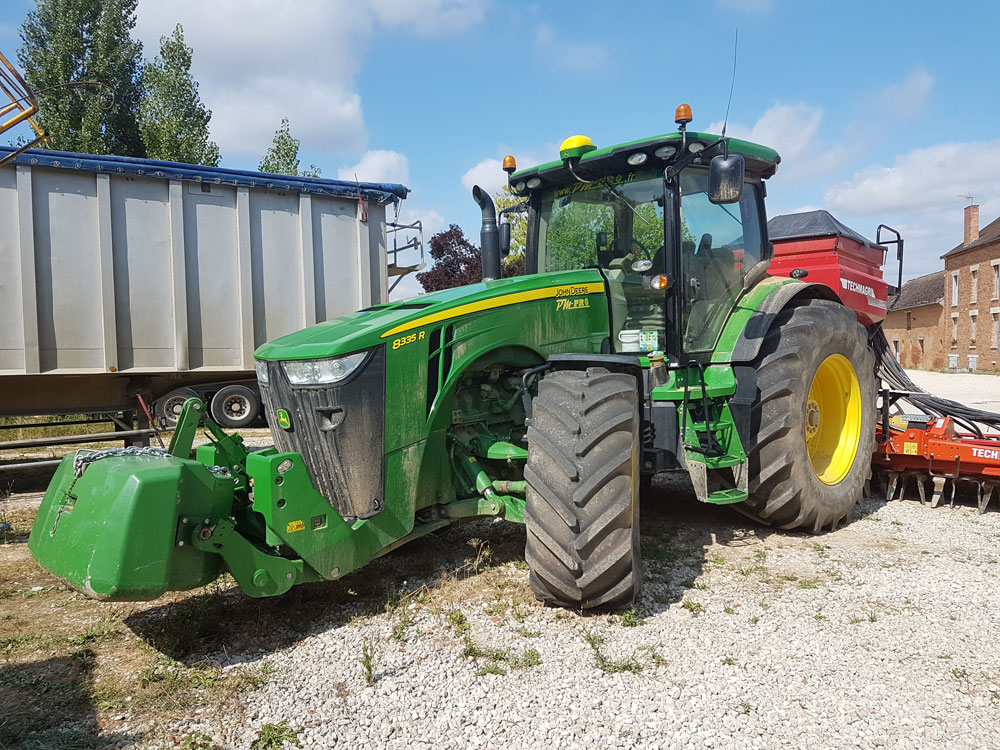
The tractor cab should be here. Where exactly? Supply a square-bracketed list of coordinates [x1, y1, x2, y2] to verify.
[506, 106, 780, 365]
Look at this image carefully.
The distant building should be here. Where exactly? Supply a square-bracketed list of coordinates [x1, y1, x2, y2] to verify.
[941, 205, 1000, 372]
[883, 271, 945, 370]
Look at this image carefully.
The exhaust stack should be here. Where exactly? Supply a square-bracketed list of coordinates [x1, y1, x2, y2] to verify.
[472, 185, 501, 281]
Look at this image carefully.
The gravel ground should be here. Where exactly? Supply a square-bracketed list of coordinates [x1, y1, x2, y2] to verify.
[904, 369, 1000, 414]
[143, 483, 1000, 750]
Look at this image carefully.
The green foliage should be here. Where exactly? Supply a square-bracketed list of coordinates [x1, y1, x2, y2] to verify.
[620, 608, 643, 627]
[259, 117, 320, 177]
[250, 721, 302, 750]
[18, 0, 145, 156]
[493, 185, 527, 275]
[581, 629, 642, 674]
[138, 25, 218, 165]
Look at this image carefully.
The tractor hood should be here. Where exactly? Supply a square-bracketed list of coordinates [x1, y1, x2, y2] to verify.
[254, 269, 607, 361]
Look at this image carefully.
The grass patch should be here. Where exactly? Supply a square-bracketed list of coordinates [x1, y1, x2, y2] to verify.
[360, 639, 380, 687]
[797, 577, 822, 590]
[461, 636, 541, 675]
[251, 721, 302, 750]
[513, 626, 540, 638]
[393, 609, 416, 643]
[447, 609, 471, 635]
[620, 607, 643, 627]
[681, 600, 705, 616]
[581, 630, 641, 674]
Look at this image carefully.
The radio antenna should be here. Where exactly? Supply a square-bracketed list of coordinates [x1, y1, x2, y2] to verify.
[721, 28, 738, 139]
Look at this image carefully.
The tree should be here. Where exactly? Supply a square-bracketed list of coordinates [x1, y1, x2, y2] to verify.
[19, 0, 145, 156]
[416, 225, 482, 292]
[416, 224, 524, 293]
[258, 117, 321, 177]
[138, 25, 219, 165]
[493, 185, 527, 278]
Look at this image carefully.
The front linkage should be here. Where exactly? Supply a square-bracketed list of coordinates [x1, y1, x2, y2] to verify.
[29, 398, 527, 601]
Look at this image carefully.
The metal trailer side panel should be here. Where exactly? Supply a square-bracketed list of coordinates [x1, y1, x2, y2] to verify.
[0, 164, 397, 380]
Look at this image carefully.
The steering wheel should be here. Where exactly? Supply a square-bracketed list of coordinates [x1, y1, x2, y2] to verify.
[607, 236, 652, 261]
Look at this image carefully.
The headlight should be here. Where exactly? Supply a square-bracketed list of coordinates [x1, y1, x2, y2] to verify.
[526, 177, 542, 189]
[254, 359, 269, 384]
[627, 152, 648, 166]
[282, 351, 368, 385]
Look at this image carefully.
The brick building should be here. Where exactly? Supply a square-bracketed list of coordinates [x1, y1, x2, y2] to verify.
[942, 205, 1000, 372]
[884, 271, 945, 369]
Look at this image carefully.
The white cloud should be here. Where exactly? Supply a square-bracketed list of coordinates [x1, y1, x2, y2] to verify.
[824, 141, 1000, 216]
[338, 150, 410, 185]
[461, 157, 508, 196]
[871, 69, 934, 119]
[823, 140, 1000, 280]
[134, 0, 486, 159]
[534, 24, 608, 71]
[710, 103, 847, 182]
[370, 0, 489, 36]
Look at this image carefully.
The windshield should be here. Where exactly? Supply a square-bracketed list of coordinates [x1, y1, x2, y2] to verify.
[537, 170, 667, 354]
[537, 170, 664, 273]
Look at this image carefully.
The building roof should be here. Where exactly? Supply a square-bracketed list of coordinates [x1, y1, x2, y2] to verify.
[889, 270, 944, 311]
[941, 214, 1000, 259]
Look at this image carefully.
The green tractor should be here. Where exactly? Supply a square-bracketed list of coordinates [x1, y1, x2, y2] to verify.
[30, 105, 880, 610]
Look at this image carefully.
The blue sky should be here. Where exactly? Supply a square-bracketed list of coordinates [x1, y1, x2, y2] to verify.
[3, 0, 999, 299]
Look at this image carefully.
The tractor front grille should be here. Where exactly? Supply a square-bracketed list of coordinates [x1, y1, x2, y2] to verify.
[258, 347, 385, 520]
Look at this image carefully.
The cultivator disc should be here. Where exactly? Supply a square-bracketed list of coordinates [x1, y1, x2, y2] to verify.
[873, 468, 999, 513]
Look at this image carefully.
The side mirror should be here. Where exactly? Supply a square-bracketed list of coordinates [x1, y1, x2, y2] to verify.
[499, 222, 511, 257]
[596, 231, 608, 250]
[708, 152, 745, 204]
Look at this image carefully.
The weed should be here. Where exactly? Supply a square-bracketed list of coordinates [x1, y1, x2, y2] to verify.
[250, 721, 302, 750]
[749, 616, 760, 625]
[722, 656, 736, 666]
[620, 608, 643, 627]
[707, 554, 726, 566]
[581, 630, 642, 674]
[890, 520, 903, 526]
[937, 654, 952, 660]
[797, 578, 821, 590]
[737, 701, 752, 715]
[360, 640, 380, 687]
[868, 610, 878, 623]
[461, 637, 540, 674]
[447, 609, 470, 635]
[781, 575, 799, 582]
[811, 542, 830, 557]
[681, 600, 704, 616]
[723, 606, 736, 615]
[639, 644, 668, 666]
[68, 614, 119, 646]
[814, 613, 826, 621]
[513, 626, 541, 638]
[484, 597, 509, 618]
[477, 662, 507, 676]
[92, 686, 125, 711]
[393, 609, 416, 643]
[180, 733, 217, 750]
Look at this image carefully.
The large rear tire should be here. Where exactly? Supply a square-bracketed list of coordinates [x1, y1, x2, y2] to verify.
[739, 299, 875, 531]
[524, 367, 642, 610]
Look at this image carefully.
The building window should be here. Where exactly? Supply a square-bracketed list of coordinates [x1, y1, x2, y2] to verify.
[993, 262, 999, 300]
[952, 272, 959, 306]
[993, 313, 999, 349]
[970, 313, 977, 344]
[971, 269, 978, 304]
[952, 315, 958, 344]
[918, 337, 925, 353]
[892, 339, 900, 357]
[905, 311, 912, 330]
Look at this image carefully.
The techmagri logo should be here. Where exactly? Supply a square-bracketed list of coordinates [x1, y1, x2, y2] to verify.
[841, 278, 876, 299]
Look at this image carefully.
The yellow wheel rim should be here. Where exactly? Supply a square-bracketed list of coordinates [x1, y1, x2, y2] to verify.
[805, 353, 861, 485]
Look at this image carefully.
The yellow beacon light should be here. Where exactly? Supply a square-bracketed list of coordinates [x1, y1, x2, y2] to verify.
[559, 135, 597, 161]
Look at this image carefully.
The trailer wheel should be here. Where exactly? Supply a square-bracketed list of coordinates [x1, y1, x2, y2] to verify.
[524, 367, 642, 610]
[155, 387, 199, 428]
[210, 385, 260, 429]
[739, 299, 875, 531]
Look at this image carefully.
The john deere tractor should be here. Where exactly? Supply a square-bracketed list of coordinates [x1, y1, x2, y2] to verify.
[30, 105, 880, 611]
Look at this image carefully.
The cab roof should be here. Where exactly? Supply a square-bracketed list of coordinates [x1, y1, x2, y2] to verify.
[509, 132, 780, 192]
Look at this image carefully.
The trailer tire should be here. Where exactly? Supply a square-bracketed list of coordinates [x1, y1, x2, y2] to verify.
[524, 367, 642, 610]
[155, 388, 199, 428]
[210, 385, 260, 429]
[738, 299, 875, 531]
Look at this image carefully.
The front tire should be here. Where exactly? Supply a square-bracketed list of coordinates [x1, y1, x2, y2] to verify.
[524, 367, 642, 610]
[739, 299, 875, 531]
